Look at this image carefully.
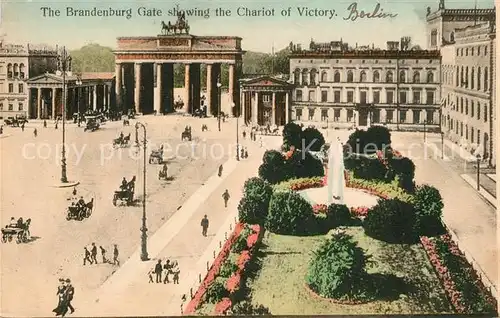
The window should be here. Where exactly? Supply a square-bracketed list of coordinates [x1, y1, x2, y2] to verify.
[460, 98, 463, 113]
[321, 91, 328, 102]
[18, 84, 24, 94]
[373, 71, 380, 82]
[455, 65, 459, 86]
[308, 90, 315, 102]
[347, 91, 354, 103]
[334, 71, 340, 82]
[8, 83, 13, 93]
[399, 91, 407, 104]
[7, 63, 12, 78]
[471, 101, 475, 118]
[386, 71, 393, 82]
[18, 103, 23, 111]
[360, 71, 367, 82]
[465, 67, 469, 88]
[263, 94, 271, 102]
[360, 91, 367, 104]
[465, 124, 468, 139]
[426, 91, 434, 104]
[450, 31, 455, 42]
[465, 99, 468, 115]
[386, 110, 393, 123]
[484, 67, 488, 91]
[413, 91, 421, 104]
[471, 128, 474, 143]
[386, 91, 394, 104]
[431, 29, 437, 46]
[373, 91, 380, 104]
[372, 109, 380, 123]
[296, 108, 302, 120]
[477, 130, 481, 144]
[477, 46, 481, 55]
[399, 71, 406, 83]
[413, 110, 420, 123]
[321, 109, 328, 121]
[334, 91, 341, 103]
[471, 67, 475, 89]
[308, 108, 315, 120]
[334, 109, 340, 121]
[466, 48, 469, 56]
[301, 70, 308, 86]
[460, 66, 464, 86]
[427, 71, 434, 83]
[347, 71, 353, 82]
[460, 122, 463, 136]
[427, 110, 434, 124]
[413, 71, 420, 83]
[484, 104, 487, 122]
[399, 110, 407, 123]
[8, 104, 13, 111]
[0, 103, 3, 110]
[19, 64, 25, 79]
[477, 67, 481, 90]
[13, 64, 19, 78]
[484, 46, 488, 56]
[310, 70, 317, 86]
[477, 103, 481, 120]
[296, 90, 303, 101]
[321, 71, 328, 82]
[294, 69, 300, 84]
[347, 109, 354, 122]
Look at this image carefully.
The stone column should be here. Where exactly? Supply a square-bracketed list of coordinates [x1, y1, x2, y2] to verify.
[341, 108, 347, 122]
[115, 63, 122, 110]
[253, 91, 259, 124]
[184, 63, 191, 112]
[134, 63, 141, 114]
[380, 109, 387, 122]
[206, 63, 213, 115]
[229, 63, 235, 109]
[241, 90, 246, 123]
[422, 109, 427, 124]
[37, 88, 42, 119]
[93, 85, 98, 111]
[102, 85, 107, 110]
[271, 92, 276, 125]
[27, 88, 31, 119]
[154, 63, 162, 114]
[52, 87, 57, 119]
[285, 92, 290, 124]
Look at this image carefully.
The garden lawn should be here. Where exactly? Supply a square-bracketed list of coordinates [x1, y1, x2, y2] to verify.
[248, 227, 453, 315]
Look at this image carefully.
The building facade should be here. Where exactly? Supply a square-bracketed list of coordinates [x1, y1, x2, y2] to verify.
[428, 1, 496, 166]
[289, 42, 442, 131]
[0, 43, 58, 119]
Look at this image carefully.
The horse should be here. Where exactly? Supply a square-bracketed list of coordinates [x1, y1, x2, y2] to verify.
[84, 198, 94, 217]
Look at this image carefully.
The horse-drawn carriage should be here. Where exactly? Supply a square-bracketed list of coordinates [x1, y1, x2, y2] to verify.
[181, 126, 192, 141]
[66, 198, 94, 221]
[84, 117, 100, 132]
[253, 125, 280, 136]
[149, 146, 164, 164]
[4, 115, 28, 127]
[1, 219, 31, 243]
[159, 164, 169, 180]
[113, 177, 135, 206]
[113, 133, 131, 148]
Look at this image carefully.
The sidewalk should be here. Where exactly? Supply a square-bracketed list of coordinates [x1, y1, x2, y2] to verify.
[77, 135, 277, 316]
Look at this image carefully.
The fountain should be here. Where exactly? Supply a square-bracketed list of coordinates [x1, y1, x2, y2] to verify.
[327, 137, 346, 205]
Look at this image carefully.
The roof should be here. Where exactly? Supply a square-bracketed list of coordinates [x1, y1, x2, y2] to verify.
[26, 72, 114, 85]
[240, 75, 294, 88]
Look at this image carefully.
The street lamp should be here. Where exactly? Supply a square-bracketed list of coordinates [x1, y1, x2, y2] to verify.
[57, 47, 72, 183]
[75, 76, 82, 127]
[135, 122, 149, 261]
[476, 153, 481, 191]
[440, 131, 444, 159]
[423, 120, 427, 143]
[217, 81, 222, 131]
[234, 102, 239, 161]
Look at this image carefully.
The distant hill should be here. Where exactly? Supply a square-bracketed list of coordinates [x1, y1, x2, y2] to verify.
[70, 44, 291, 86]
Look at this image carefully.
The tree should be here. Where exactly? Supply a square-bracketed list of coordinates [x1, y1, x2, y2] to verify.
[287, 150, 324, 179]
[238, 178, 273, 225]
[265, 191, 317, 235]
[258, 150, 288, 184]
[302, 127, 325, 152]
[70, 44, 115, 72]
[413, 185, 444, 235]
[282, 122, 303, 150]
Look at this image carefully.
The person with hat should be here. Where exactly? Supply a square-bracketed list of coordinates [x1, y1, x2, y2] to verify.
[52, 278, 68, 316]
[91, 243, 98, 264]
[113, 244, 120, 265]
[65, 279, 75, 314]
[83, 247, 92, 265]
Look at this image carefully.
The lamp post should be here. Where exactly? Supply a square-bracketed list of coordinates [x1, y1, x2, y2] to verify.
[476, 154, 481, 191]
[440, 131, 444, 159]
[217, 81, 222, 131]
[423, 120, 427, 143]
[234, 102, 239, 161]
[135, 122, 149, 261]
[57, 47, 72, 183]
[76, 76, 82, 127]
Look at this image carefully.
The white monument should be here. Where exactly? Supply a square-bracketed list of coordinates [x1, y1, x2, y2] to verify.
[327, 137, 346, 205]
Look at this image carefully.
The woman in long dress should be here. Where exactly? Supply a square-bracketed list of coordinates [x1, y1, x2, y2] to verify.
[52, 279, 68, 317]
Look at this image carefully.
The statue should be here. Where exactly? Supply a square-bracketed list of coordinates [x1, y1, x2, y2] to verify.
[160, 7, 190, 35]
[438, 0, 445, 10]
[327, 137, 345, 205]
[427, 6, 431, 16]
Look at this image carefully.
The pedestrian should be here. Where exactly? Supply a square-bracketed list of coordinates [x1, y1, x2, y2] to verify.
[244, 148, 248, 159]
[44, 120, 47, 128]
[218, 164, 223, 177]
[173, 269, 180, 284]
[65, 279, 75, 314]
[200, 215, 209, 237]
[33, 128, 37, 137]
[243, 131, 246, 139]
[171, 261, 180, 284]
[148, 268, 154, 283]
[83, 247, 92, 265]
[21, 123, 25, 131]
[52, 278, 68, 317]
[163, 259, 171, 284]
[113, 244, 120, 265]
[240, 147, 244, 159]
[91, 243, 98, 264]
[154, 260, 163, 283]
[259, 137, 263, 147]
[55, 121, 58, 129]
[222, 189, 230, 208]
[99, 246, 107, 263]
[72, 187, 77, 196]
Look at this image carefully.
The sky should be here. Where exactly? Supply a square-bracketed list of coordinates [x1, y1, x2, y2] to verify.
[1, 0, 495, 52]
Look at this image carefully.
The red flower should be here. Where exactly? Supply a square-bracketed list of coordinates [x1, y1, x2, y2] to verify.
[226, 272, 242, 293]
[214, 297, 232, 315]
[246, 233, 259, 249]
[312, 204, 327, 214]
[237, 250, 252, 269]
[350, 206, 369, 217]
[250, 224, 261, 233]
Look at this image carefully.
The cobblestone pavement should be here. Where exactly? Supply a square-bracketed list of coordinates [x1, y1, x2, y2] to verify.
[0, 114, 250, 316]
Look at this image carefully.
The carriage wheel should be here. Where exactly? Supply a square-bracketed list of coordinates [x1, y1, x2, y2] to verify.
[66, 213, 71, 221]
[8, 235, 13, 242]
[79, 210, 86, 220]
[2, 235, 7, 243]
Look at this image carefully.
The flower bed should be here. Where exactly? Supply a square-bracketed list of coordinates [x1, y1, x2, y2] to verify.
[184, 223, 263, 315]
[349, 206, 369, 218]
[312, 204, 327, 214]
[345, 172, 413, 202]
[273, 177, 324, 192]
[420, 235, 497, 314]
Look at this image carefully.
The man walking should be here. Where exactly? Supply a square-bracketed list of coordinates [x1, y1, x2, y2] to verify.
[99, 246, 107, 263]
[113, 244, 120, 265]
[222, 189, 230, 208]
[65, 279, 75, 314]
[33, 128, 37, 137]
[163, 259, 172, 284]
[83, 247, 92, 265]
[200, 215, 209, 237]
[90, 243, 98, 264]
[154, 260, 163, 283]
[218, 164, 223, 177]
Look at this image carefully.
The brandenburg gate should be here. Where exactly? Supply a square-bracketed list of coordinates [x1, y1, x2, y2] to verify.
[114, 16, 244, 115]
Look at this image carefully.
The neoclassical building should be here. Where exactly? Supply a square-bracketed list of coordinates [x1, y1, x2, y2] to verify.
[428, 0, 496, 166]
[289, 41, 442, 131]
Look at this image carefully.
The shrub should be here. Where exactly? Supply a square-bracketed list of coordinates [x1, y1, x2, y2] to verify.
[366, 125, 391, 150]
[219, 259, 239, 278]
[351, 156, 390, 181]
[302, 127, 325, 152]
[345, 129, 369, 154]
[265, 191, 318, 235]
[363, 198, 418, 243]
[287, 150, 325, 179]
[345, 126, 391, 155]
[238, 178, 273, 225]
[232, 227, 252, 253]
[230, 301, 271, 315]
[414, 184, 444, 235]
[306, 232, 372, 300]
[282, 122, 303, 150]
[390, 157, 415, 192]
[205, 276, 229, 303]
[258, 150, 288, 184]
[326, 204, 352, 227]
